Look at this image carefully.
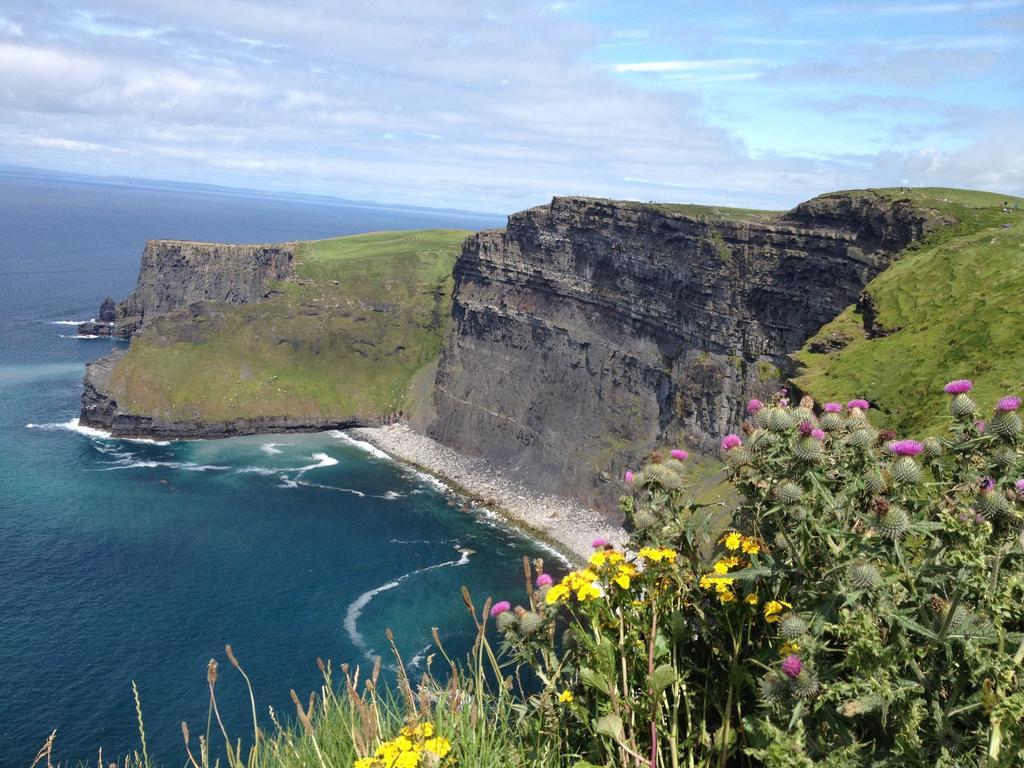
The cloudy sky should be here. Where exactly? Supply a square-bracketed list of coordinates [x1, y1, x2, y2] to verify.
[0, 1, 1021, 212]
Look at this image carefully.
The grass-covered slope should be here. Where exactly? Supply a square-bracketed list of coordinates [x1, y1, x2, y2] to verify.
[793, 187, 1024, 436]
[107, 229, 468, 424]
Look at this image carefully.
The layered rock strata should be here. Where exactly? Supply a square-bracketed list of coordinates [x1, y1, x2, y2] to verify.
[430, 192, 944, 503]
[78, 240, 294, 337]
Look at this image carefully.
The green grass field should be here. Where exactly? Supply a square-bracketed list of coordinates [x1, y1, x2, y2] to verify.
[793, 187, 1024, 437]
[106, 230, 469, 424]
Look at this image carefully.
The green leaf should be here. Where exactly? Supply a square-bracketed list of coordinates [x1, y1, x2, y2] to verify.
[890, 612, 938, 641]
[579, 666, 610, 695]
[595, 713, 624, 741]
[649, 663, 677, 694]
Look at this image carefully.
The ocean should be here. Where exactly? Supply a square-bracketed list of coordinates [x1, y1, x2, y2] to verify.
[0, 173, 555, 766]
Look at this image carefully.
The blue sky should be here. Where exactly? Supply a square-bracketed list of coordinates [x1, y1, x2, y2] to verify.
[0, 1, 1020, 211]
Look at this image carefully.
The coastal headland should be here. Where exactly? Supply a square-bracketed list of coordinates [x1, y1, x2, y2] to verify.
[77, 187, 1022, 553]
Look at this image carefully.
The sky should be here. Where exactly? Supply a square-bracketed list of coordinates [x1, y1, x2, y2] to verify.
[0, 0, 1021, 212]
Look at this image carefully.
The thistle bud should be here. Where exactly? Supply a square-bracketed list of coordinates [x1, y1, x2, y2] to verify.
[879, 506, 911, 540]
[890, 456, 922, 485]
[951, 393, 977, 420]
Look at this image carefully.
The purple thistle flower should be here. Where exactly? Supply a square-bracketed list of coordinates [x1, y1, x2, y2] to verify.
[888, 439, 923, 457]
[747, 398, 764, 414]
[974, 420, 987, 434]
[490, 601, 511, 617]
[981, 477, 996, 491]
[670, 448, 689, 461]
[799, 420, 814, 436]
[592, 537, 609, 549]
[944, 379, 973, 394]
[624, 470, 634, 484]
[1015, 479, 1024, 496]
[536, 573, 553, 588]
[847, 399, 870, 410]
[823, 402, 842, 413]
[721, 434, 742, 451]
[811, 428, 826, 441]
[781, 655, 803, 678]
[997, 396, 1021, 412]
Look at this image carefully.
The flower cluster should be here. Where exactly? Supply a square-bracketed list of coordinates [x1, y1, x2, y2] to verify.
[354, 722, 452, 768]
[698, 536, 762, 605]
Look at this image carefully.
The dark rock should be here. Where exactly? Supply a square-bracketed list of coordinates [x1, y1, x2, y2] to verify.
[430, 192, 945, 503]
[80, 348, 369, 438]
[78, 240, 295, 339]
[98, 297, 117, 322]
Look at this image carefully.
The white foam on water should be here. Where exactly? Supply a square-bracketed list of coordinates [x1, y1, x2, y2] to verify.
[25, 418, 173, 445]
[343, 550, 472, 663]
[27, 418, 112, 440]
[58, 334, 101, 339]
[408, 644, 433, 670]
[278, 476, 299, 488]
[383, 490, 404, 500]
[294, 479, 366, 497]
[260, 443, 285, 455]
[294, 452, 339, 474]
[235, 466, 280, 476]
[330, 431, 391, 460]
[48, 319, 93, 326]
[94, 461, 230, 472]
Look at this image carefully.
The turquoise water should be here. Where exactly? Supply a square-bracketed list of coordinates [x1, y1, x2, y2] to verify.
[0, 175, 553, 766]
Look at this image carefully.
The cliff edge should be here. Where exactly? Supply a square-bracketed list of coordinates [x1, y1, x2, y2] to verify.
[430, 191, 946, 504]
[79, 240, 295, 337]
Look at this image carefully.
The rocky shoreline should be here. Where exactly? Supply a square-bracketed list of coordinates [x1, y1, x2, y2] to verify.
[348, 424, 626, 563]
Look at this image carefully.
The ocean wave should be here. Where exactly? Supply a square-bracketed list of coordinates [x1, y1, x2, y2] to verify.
[235, 466, 280, 476]
[47, 319, 93, 326]
[294, 480, 366, 497]
[58, 334, 101, 339]
[329, 431, 391, 460]
[25, 418, 173, 445]
[260, 442, 286, 455]
[94, 460, 231, 472]
[295, 452, 339, 473]
[343, 549, 472, 662]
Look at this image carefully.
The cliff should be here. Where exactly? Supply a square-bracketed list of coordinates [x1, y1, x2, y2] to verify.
[78, 231, 467, 438]
[430, 191, 946, 504]
[78, 240, 295, 337]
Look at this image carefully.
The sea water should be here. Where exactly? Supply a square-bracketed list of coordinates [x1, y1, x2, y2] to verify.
[0, 173, 555, 765]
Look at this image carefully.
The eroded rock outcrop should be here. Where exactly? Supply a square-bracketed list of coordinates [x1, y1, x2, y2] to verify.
[78, 240, 295, 337]
[430, 192, 945, 504]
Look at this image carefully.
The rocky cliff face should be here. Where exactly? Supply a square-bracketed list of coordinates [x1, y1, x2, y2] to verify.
[78, 240, 295, 337]
[430, 192, 944, 504]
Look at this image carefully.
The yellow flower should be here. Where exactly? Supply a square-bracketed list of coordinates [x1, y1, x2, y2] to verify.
[712, 560, 731, 574]
[723, 532, 743, 551]
[545, 583, 569, 604]
[424, 736, 452, 758]
[741, 537, 761, 555]
[745, 593, 759, 605]
[613, 569, 632, 590]
[558, 689, 574, 703]
[699, 574, 714, 590]
[719, 589, 736, 604]
[576, 582, 602, 601]
[780, 641, 800, 656]
[713, 578, 734, 594]
[638, 546, 677, 563]
[764, 600, 792, 623]
[394, 752, 420, 768]
[354, 758, 378, 768]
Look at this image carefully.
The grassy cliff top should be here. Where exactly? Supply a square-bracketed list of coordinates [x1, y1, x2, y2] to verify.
[105, 229, 469, 424]
[793, 187, 1024, 437]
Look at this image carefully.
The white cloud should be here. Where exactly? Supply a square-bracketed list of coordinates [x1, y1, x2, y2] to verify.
[611, 58, 762, 73]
